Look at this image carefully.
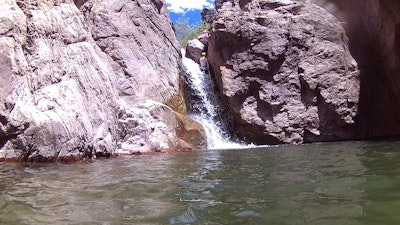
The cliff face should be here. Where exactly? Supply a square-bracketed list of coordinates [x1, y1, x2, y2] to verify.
[80, 0, 184, 109]
[208, 0, 360, 144]
[0, 0, 205, 162]
[313, 0, 400, 138]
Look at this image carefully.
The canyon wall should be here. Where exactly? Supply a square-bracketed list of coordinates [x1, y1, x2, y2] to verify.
[0, 0, 205, 162]
[313, 0, 400, 138]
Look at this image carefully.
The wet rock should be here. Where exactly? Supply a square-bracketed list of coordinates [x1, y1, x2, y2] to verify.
[116, 101, 206, 155]
[174, 112, 207, 150]
[185, 39, 204, 64]
[208, 0, 360, 144]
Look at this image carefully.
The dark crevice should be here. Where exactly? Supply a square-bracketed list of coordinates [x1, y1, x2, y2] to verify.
[239, 0, 251, 9]
[0, 114, 7, 126]
[260, 3, 284, 10]
[257, 100, 273, 122]
[92, 33, 122, 42]
[21, 141, 37, 162]
[299, 75, 316, 108]
[96, 151, 111, 159]
[150, 0, 164, 14]
[315, 89, 354, 141]
[238, 69, 273, 82]
[395, 23, 400, 60]
[298, 67, 305, 74]
[0, 138, 6, 149]
[214, 31, 251, 54]
[73, 0, 88, 9]
[251, 81, 279, 123]
[268, 53, 286, 76]
[229, 91, 248, 114]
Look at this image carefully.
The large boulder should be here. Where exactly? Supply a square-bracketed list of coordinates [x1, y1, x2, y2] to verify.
[0, 0, 205, 162]
[197, 32, 210, 46]
[208, 0, 360, 144]
[185, 39, 204, 64]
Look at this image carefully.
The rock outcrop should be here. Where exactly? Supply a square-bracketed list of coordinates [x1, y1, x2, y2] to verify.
[208, 0, 360, 144]
[185, 32, 210, 63]
[185, 39, 204, 64]
[0, 0, 206, 162]
[201, 8, 217, 24]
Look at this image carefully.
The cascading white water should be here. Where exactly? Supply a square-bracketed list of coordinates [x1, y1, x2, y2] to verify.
[182, 50, 244, 149]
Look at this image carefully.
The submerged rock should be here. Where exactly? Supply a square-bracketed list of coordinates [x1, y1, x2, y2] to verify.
[0, 0, 205, 162]
[208, 0, 360, 144]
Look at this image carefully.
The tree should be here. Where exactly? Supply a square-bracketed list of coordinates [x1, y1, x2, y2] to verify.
[174, 18, 210, 47]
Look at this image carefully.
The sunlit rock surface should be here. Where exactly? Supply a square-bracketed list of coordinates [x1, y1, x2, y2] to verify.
[81, 0, 182, 106]
[0, 0, 205, 162]
[208, 0, 360, 144]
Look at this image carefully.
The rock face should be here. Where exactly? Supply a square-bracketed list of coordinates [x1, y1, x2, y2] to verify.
[0, 0, 206, 162]
[81, 0, 183, 108]
[208, 0, 360, 144]
[312, 0, 400, 138]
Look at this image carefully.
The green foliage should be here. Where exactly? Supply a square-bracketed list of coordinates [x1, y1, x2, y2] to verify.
[174, 18, 210, 47]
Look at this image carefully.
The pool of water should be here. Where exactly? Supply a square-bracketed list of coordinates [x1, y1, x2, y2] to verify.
[0, 141, 400, 224]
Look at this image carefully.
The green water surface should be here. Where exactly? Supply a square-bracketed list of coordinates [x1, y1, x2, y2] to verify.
[0, 141, 399, 224]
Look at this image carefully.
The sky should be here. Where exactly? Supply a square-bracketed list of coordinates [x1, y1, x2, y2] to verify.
[165, 0, 214, 25]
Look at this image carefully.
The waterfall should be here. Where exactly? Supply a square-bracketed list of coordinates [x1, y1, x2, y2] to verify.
[181, 50, 244, 149]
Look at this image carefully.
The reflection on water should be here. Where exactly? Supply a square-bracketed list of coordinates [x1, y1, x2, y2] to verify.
[0, 141, 400, 224]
